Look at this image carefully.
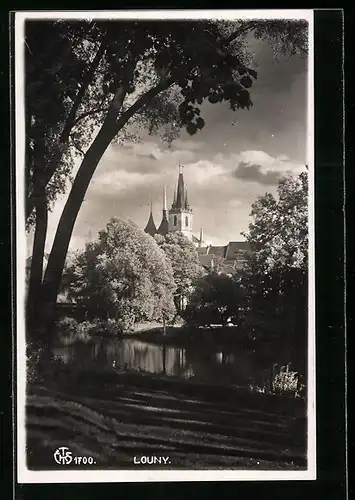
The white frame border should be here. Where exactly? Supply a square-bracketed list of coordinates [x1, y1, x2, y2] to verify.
[15, 9, 316, 483]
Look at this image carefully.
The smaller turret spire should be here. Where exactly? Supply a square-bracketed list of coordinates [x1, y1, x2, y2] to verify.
[184, 189, 189, 209]
[144, 198, 157, 236]
[158, 185, 169, 236]
[199, 225, 204, 247]
[163, 184, 167, 211]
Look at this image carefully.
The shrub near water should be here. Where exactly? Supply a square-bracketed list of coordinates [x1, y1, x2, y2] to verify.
[249, 363, 305, 398]
[272, 364, 304, 397]
[56, 317, 124, 345]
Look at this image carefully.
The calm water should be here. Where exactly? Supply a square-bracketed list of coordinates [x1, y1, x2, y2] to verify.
[52, 337, 298, 394]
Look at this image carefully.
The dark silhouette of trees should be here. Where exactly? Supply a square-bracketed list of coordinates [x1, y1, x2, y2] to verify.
[184, 272, 245, 328]
[242, 171, 308, 368]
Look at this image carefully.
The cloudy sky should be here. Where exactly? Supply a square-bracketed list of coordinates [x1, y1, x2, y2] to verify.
[27, 27, 309, 256]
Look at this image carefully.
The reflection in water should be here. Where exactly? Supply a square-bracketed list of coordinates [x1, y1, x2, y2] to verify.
[52, 337, 297, 394]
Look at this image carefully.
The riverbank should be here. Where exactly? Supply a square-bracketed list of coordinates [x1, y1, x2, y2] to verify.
[122, 324, 256, 348]
[27, 363, 307, 470]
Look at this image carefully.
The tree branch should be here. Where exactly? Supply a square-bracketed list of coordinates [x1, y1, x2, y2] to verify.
[60, 39, 107, 143]
[222, 21, 259, 46]
[73, 106, 110, 126]
[27, 39, 106, 221]
[70, 135, 86, 156]
[115, 77, 175, 132]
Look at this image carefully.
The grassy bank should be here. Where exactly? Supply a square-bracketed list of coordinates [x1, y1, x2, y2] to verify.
[26, 363, 307, 470]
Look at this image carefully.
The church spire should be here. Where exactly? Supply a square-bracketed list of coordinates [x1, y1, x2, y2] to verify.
[175, 166, 185, 209]
[144, 198, 157, 236]
[158, 185, 169, 236]
[184, 188, 189, 209]
[163, 184, 167, 211]
[199, 225, 204, 247]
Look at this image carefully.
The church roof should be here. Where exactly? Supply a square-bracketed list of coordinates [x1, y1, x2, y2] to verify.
[157, 213, 169, 236]
[171, 168, 191, 211]
[225, 241, 251, 260]
[196, 245, 209, 255]
[144, 210, 157, 236]
[199, 254, 215, 268]
[208, 245, 227, 258]
[176, 172, 185, 209]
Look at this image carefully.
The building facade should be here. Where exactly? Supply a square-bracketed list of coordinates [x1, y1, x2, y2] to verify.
[143, 165, 251, 273]
[144, 165, 199, 243]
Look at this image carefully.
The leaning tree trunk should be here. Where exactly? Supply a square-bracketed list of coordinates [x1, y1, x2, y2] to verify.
[37, 79, 173, 338]
[39, 105, 124, 336]
[26, 40, 106, 221]
[26, 180, 48, 342]
[26, 135, 49, 344]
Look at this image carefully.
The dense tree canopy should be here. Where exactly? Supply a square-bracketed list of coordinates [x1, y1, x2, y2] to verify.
[243, 171, 308, 274]
[65, 219, 176, 329]
[241, 171, 308, 367]
[154, 232, 202, 312]
[184, 272, 245, 328]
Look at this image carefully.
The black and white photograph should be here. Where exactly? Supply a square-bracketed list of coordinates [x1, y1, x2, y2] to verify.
[16, 9, 315, 482]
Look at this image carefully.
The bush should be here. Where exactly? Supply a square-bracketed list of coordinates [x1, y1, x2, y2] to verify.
[248, 363, 305, 398]
[57, 317, 125, 345]
[56, 316, 79, 345]
[79, 318, 124, 337]
[272, 364, 305, 397]
[183, 273, 244, 328]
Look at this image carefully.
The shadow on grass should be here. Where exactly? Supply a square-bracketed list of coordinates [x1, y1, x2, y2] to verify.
[26, 364, 307, 471]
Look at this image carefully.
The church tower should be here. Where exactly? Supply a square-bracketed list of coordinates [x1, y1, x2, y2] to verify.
[168, 166, 193, 241]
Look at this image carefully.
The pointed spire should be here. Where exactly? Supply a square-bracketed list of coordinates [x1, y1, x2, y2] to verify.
[163, 184, 167, 211]
[184, 188, 189, 209]
[144, 198, 157, 236]
[199, 225, 204, 247]
[158, 186, 169, 237]
[175, 166, 185, 209]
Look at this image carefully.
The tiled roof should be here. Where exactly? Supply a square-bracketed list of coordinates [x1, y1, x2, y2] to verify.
[225, 241, 250, 260]
[207, 246, 227, 258]
[197, 246, 209, 255]
[199, 254, 214, 268]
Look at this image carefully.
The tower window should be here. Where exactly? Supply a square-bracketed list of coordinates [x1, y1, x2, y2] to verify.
[185, 216, 188, 227]
[174, 215, 177, 226]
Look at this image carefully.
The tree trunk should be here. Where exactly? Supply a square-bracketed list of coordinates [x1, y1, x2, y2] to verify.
[27, 182, 48, 341]
[38, 87, 128, 336]
[26, 40, 106, 221]
[36, 78, 173, 338]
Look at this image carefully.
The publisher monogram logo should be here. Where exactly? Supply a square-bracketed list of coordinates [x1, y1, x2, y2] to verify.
[53, 447, 73, 465]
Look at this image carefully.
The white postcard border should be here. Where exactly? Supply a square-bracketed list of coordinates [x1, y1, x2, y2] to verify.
[15, 9, 316, 483]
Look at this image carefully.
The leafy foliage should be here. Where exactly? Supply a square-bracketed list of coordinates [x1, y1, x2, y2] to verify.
[65, 219, 176, 329]
[241, 172, 308, 368]
[154, 232, 202, 312]
[243, 171, 308, 273]
[184, 273, 245, 328]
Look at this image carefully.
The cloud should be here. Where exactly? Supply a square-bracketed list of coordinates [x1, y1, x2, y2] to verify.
[106, 141, 197, 175]
[233, 161, 282, 185]
[26, 34, 308, 255]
